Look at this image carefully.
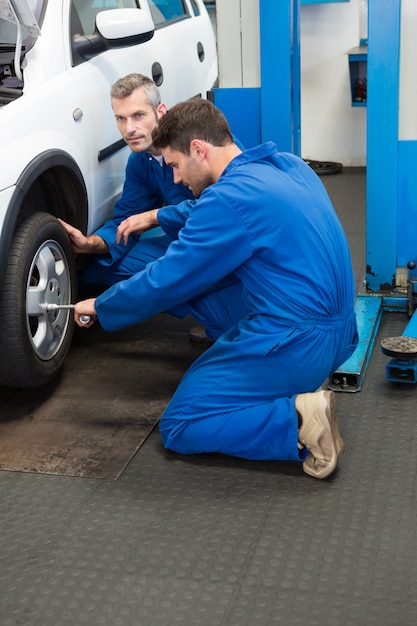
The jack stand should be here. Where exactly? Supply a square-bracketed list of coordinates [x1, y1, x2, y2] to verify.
[381, 334, 417, 383]
[380, 261, 417, 383]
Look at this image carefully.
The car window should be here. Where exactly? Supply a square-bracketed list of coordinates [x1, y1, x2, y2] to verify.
[72, 0, 140, 36]
[147, 0, 188, 26]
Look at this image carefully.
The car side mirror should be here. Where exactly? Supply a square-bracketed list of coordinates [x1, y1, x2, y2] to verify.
[73, 8, 155, 61]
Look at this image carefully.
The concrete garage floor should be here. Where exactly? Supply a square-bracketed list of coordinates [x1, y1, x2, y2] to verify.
[2, 168, 417, 626]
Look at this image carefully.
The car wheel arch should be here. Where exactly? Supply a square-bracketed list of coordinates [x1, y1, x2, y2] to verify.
[15, 150, 88, 230]
[0, 150, 88, 302]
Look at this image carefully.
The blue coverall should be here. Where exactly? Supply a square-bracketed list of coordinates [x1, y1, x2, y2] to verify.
[95, 142, 358, 462]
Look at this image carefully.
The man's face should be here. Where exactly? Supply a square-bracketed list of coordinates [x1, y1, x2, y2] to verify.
[162, 145, 215, 197]
[112, 88, 166, 153]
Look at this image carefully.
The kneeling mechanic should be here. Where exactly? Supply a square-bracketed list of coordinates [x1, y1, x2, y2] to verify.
[74, 99, 358, 479]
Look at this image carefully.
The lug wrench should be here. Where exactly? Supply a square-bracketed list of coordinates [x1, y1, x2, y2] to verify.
[45, 303, 91, 324]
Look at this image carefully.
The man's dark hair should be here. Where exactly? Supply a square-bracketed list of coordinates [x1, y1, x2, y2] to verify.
[152, 99, 233, 154]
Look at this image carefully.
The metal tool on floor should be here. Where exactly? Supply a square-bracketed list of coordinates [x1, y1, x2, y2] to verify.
[381, 261, 417, 383]
[45, 304, 91, 324]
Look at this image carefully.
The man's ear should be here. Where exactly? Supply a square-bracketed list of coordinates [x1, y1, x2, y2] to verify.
[190, 139, 206, 160]
[157, 103, 168, 118]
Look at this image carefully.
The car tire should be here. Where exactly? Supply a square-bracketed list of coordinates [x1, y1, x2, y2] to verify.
[0, 212, 77, 388]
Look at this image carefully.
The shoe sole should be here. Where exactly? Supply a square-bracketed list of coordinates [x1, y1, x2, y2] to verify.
[188, 329, 215, 344]
[303, 390, 345, 479]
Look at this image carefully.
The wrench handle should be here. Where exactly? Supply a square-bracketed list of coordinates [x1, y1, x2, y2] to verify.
[45, 304, 90, 324]
[45, 304, 75, 311]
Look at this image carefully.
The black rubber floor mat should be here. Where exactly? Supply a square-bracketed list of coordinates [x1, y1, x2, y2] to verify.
[0, 314, 198, 479]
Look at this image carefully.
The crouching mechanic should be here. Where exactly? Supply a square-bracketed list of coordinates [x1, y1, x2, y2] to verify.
[60, 72, 244, 340]
[74, 99, 358, 479]
[59, 73, 194, 289]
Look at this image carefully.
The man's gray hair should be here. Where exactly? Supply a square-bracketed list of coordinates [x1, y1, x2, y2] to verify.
[110, 73, 161, 109]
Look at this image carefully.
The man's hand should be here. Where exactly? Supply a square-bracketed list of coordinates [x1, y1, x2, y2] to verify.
[74, 298, 97, 328]
[116, 209, 160, 246]
[58, 219, 109, 255]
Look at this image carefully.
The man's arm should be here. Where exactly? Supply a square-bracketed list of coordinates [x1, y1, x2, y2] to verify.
[115, 198, 196, 246]
[94, 188, 251, 333]
[156, 199, 195, 239]
[116, 209, 160, 246]
[58, 219, 109, 254]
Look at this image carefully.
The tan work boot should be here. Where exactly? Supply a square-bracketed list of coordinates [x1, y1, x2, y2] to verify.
[296, 389, 344, 479]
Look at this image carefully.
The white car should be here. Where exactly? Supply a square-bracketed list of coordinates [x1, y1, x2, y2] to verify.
[0, 0, 217, 387]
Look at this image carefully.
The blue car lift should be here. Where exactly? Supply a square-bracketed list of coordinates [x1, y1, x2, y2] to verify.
[328, 292, 417, 392]
[329, 264, 417, 391]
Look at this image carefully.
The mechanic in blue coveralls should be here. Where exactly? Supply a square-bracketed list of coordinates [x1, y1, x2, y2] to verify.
[59, 73, 192, 284]
[74, 99, 358, 479]
[59, 73, 244, 341]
